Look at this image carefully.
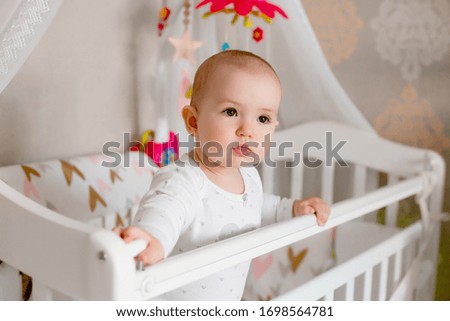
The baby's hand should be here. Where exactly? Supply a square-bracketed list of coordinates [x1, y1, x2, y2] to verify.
[292, 197, 330, 226]
[112, 226, 164, 266]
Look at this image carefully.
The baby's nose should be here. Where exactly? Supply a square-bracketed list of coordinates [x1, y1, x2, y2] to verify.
[236, 123, 253, 138]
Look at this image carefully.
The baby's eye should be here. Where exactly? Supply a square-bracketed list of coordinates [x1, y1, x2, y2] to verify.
[258, 115, 270, 124]
[223, 108, 237, 117]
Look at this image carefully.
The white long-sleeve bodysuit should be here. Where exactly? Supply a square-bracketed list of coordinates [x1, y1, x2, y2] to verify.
[134, 154, 294, 300]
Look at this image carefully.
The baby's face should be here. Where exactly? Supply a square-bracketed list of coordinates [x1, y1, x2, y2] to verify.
[194, 65, 281, 168]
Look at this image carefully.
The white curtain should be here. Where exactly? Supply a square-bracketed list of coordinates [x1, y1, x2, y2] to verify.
[0, 0, 64, 94]
[151, 0, 373, 144]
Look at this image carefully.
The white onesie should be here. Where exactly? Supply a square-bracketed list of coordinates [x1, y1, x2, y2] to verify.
[134, 153, 294, 300]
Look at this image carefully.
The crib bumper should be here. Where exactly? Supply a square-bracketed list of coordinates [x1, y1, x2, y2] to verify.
[0, 152, 156, 223]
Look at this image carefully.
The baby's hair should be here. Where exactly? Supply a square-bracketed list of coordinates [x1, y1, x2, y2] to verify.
[190, 50, 280, 109]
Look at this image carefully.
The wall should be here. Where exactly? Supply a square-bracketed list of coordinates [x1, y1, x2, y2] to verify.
[0, 0, 159, 165]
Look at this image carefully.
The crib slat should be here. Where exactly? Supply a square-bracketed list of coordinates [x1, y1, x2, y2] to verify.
[321, 164, 335, 204]
[345, 279, 354, 300]
[290, 163, 304, 199]
[385, 174, 399, 227]
[352, 164, 366, 197]
[262, 164, 275, 194]
[363, 269, 373, 300]
[128, 211, 133, 226]
[394, 250, 403, 286]
[378, 258, 389, 300]
[324, 291, 334, 301]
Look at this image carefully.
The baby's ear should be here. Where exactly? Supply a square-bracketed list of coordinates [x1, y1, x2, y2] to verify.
[182, 105, 198, 135]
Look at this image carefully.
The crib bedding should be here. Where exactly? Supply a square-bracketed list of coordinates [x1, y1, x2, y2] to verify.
[0, 152, 156, 225]
[334, 221, 400, 264]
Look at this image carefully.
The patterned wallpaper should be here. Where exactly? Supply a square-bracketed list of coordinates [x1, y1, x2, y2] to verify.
[301, 0, 450, 300]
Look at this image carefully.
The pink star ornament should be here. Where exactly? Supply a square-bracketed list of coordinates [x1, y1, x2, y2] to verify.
[168, 30, 203, 65]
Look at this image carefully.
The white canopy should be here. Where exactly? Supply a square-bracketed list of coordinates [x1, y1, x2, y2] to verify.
[0, 0, 64, 94]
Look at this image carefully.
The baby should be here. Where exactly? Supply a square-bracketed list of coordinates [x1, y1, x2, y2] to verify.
[114, 50, 330, 300]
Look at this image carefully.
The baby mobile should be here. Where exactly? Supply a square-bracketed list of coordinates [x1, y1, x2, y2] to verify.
[158, 0, 289, 49]
[195, 0, 288, 44]
[166, 0, 201, 125]
[168, 0, 203, 65]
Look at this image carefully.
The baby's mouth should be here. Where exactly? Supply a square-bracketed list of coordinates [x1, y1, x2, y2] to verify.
[233, 144, 252, 157]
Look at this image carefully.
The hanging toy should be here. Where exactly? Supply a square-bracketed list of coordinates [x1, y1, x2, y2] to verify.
[157, 0, 171, 36]
[179, 69, 192, 114]
[196, 0, 288, 27]
[144, 130, 179, 167]
[252, 27, 263, 42]
[168, 0, 202, 65]
[221, 18, 231, 51]
[221, 42, 230, 51]
[130, 124, 179, 167]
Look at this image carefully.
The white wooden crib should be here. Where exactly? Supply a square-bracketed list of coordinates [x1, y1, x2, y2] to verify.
[0, 121, 446, 300]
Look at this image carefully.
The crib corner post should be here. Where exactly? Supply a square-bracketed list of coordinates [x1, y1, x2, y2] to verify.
[84, 230, 137, 300]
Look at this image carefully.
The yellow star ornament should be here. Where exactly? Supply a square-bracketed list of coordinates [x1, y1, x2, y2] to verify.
[168, 30, 202, 65]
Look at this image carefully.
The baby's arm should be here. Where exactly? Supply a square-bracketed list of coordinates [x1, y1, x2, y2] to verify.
[112, 226, 164, 266]
[114, 162, 203, 267]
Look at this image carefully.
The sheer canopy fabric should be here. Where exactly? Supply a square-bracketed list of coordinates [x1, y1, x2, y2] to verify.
[1, 0, 373, 134]
[0, 0, 64, 94]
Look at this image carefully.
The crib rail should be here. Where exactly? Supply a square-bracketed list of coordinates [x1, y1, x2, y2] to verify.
[133, 175, 426, 300]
